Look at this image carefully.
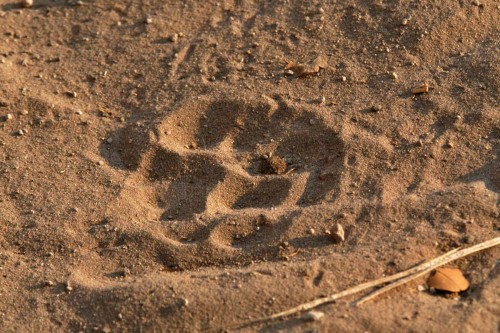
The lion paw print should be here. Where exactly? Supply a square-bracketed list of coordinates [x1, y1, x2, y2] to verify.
[125, 96, 345, 221]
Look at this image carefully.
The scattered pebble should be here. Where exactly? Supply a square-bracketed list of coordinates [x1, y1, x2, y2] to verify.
[308, 228, 315, 235]
[341, 76, 347, 82]
[303, 311, 325, 321]
[178, 298, 189, 307]
[65, 283, 73, 292]
[145, 17, 153, 24]
[391, 72, 398, 80]
[471, 0, 481, 6]
[330, 223, 345, 243]
[16, 129, 24, 136]
[170, 33, 179, 43]
[371, 104, 382, 112]
[401, 18, 409, 26]
[20, 110, 29, 115]
[21, 0, 33, 8]
[66, 91, 77, 98]
[2, 113, 13, 122]
[445, 140, 454, 148]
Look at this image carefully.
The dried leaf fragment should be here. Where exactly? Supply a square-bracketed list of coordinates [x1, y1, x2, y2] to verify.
[427, 267, 469, 292]
[330, 223, 345, 243]
[412, 84, 429, 94]
[284, 54, 328, 77]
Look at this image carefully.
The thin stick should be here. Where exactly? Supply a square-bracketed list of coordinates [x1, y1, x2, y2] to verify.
[230, 237, 499, 331]
[356, 236, 500, 305]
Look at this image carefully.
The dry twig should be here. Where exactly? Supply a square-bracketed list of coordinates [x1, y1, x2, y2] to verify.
[230, 237, 499, 331]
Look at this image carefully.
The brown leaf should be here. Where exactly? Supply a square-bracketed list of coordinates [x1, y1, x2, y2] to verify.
[412, 84, 429, 94]
[427, 267, 469, 292]
[284, 54, 328, 77]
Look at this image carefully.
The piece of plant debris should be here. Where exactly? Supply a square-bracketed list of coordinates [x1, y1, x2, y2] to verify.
[261, 155, 287, 175]
[426, 267, 469, 293]
[412, 84, 429, 94]
[284, 54, 328, 77]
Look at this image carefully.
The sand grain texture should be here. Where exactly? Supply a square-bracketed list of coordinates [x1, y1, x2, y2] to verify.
[0, 0, 498, 332]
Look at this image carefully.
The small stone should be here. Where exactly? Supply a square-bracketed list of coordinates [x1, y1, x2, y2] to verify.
[471, 0, 481, 6]
[341, 76, 347, 82]
[21, 0, 33, 8]
[303, 311, 325, 321]
[106, 137, 113, 144]
[3, 113, 13, 121]
[169, 33, 179, 43]
[391, 72, 398, 80]
[401, 18, 409, 26]
[445, 141, 454, 148]
[417, 285, 426, 292]
[46, 280, 54, 287]
[308, 228, 315, 235]
[330, 223, 345, 243]
[371, 104, 382, 112]
[16, 129, 24, 136]
[178, 298, 189, 307]
[65, 283, 73, 292]
[66, 91, 77, 98]
[20, 110, 29, 115]
[145, 17, 153, 24]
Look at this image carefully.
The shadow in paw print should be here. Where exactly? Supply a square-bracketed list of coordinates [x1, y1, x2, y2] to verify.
[148, 148, 226, 220]
[232, 178, 292, 209]
[194, 97, 345, 207]
[196, 99, 271, 149]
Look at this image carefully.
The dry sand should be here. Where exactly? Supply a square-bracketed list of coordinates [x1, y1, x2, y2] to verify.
[0, 0, 499, 332]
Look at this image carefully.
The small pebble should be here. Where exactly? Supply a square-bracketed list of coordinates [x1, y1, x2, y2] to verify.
[170, 33, 179, 43]
[330, 223, 345, 243]
[145, 17, 153, 24]
[179, 298, 189, 307]
[471, 0, 481, 6]
[66, 91, 77, 98]
[401, 18, 408, 26]
[371, 104, 382, 112]
[3, 113, 13, 121]
[16, 129, 24, 136]
[391, 72, 398, 80]
[21, 0, 33, 8]
[341, 76, 347, 82]
[308, 228, 315, 235]
[445, 141, 454, 148]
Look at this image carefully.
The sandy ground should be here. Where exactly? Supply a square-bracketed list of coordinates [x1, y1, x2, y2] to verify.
[0, 0, 499, 332]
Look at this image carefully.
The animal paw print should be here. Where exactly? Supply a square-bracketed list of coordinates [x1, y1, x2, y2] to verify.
[139, 96, 345, 221]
